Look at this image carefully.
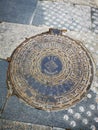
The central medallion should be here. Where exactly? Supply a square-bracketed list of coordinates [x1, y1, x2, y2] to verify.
[41, 55, 62, 75]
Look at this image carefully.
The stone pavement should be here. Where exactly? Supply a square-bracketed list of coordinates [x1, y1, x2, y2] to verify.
[0, 119, 52, 130]
[32, 0, 98, 34]
[33, 1, 91, 32]
[0, 0, 98, 130]
[0, 0, 98, 33]
[0, 0, 38, 24]
[0, 22, 48, 59]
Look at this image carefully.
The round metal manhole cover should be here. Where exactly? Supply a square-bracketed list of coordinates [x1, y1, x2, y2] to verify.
[7, 29, 94, 111]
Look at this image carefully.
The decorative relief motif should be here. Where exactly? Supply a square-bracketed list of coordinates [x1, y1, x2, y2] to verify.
[7, 31, 94, 111]
[41, 55, 62, 75]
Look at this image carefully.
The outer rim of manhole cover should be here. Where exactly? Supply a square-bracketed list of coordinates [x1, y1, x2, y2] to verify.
[7, 29, 95, 111]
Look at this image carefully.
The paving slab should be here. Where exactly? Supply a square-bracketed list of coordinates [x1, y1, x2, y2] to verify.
[40, 0, 97, 7]
[64, 0, 97, 7]
[0, 22, 48, 59]
[0, 119, 52, 130]
[0, 0, 38, 24]
[32, 1, 91, 33]
[91, 7, 98, 33]
[0, 59, 8, 110]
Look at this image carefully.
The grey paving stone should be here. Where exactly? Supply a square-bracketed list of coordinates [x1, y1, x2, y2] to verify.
[91, 7, 98, 33]
[0, 22, 48, 59]
[32, 1, 91, 33]
[63, 0, 97, 7]
[0, 59, 8, 110]
[40, 0, 97, 7]
[0, 0, 38, 24]
[1, 96, 53, 127]
[0, 119, 52, 130]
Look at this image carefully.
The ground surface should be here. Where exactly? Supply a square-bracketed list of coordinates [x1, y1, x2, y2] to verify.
[0, 0, 98, 130]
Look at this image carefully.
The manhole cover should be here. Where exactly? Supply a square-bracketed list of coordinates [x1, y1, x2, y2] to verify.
[7, 29, 94, 111]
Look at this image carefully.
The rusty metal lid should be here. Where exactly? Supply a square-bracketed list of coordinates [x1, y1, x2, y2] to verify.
[7, 29, 94, 111]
